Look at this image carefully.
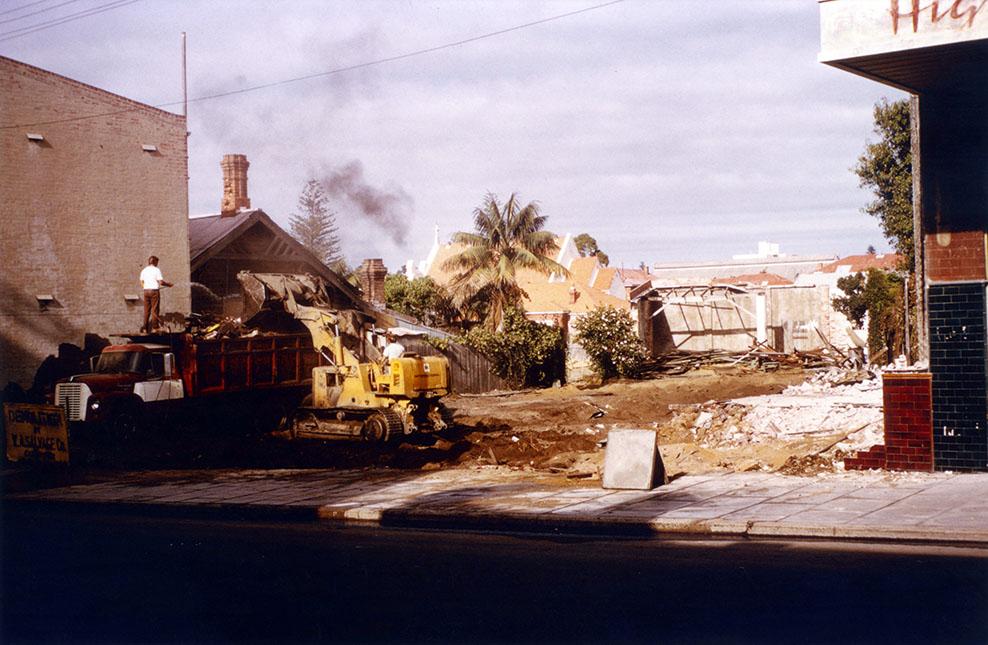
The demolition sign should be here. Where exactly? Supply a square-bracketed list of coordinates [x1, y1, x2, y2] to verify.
[4, 403, 69, 464]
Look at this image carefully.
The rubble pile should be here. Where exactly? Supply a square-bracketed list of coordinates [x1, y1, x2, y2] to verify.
[186, 314, 252, 339]
[642, 347, 853, 376]
[660, 368, 884, 473]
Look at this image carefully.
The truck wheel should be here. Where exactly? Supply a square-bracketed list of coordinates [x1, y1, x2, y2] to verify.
[108, 406, 141, 441]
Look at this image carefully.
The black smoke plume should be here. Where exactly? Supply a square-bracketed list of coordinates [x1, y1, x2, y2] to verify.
[321, 161, 412, 245]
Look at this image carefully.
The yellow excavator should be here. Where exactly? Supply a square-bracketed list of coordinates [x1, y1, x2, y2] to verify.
[238, 272, 451, 442]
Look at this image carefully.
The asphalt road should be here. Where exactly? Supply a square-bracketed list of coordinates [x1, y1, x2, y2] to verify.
[3, 508, 987, 644]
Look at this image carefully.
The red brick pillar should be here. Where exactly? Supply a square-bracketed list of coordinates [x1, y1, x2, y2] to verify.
[882, 372, 934, 472]
[845, 372, 934, 472]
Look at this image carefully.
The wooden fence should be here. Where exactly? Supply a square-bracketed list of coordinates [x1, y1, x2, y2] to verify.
[401, 338, 513, 394]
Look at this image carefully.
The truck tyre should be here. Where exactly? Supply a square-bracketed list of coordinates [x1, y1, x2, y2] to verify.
[107, 403, 141, 441]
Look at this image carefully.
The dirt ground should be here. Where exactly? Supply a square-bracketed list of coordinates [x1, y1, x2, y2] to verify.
[40, 366, 868, 484]
[437, 366, 813, 480]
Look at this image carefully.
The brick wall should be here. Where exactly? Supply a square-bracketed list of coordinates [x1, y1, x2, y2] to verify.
[845, 373, 934, 472]
[925, 231, 987, 282]
[928, 283, 988, 471]
[0, 56, 190, 387]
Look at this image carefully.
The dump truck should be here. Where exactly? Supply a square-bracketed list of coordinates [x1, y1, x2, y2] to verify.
[53, 331, 318, 437]
[238, 272, 452, 442]
[52, 272, 452, 443]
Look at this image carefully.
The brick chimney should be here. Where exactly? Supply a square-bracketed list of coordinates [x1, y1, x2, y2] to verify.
[358, 259, 388, 305]
[220, 154, 251, 217]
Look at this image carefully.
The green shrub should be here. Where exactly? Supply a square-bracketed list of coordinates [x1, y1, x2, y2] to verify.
[460, 308, 565, 387]
[574, 306, 646, 379]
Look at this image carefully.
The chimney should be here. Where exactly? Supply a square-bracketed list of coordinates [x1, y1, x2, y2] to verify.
[358, 259, 388, 306]
[569, 285, 580, 305]
[220, 154, 251, 217]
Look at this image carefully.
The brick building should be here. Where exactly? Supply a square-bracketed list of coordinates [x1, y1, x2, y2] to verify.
[0, 56, 191, 388]
[819, 1, 988, 471]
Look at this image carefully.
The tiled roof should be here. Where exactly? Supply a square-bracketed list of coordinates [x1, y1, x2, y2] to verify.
[188, 210, 258, 264]
[616, 267, 652, 286]
[592, 266, 619, 292]
[519, 276, 627, 313]
[426, 242, 627, 313]
[815, 253, 903, 274]
[712, 271, 794, 287]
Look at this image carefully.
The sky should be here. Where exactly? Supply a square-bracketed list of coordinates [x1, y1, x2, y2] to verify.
[1, 0, 906, 272]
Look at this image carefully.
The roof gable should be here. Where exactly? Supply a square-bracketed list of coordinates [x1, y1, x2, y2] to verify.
[188, 209, 364, 307]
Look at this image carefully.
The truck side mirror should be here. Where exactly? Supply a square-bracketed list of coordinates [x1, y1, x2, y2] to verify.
[89, 356, 98, 372]
[163, 353, 175, 378]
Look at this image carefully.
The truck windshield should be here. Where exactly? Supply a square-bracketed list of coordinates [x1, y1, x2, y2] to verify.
[96, 351, 148, 374]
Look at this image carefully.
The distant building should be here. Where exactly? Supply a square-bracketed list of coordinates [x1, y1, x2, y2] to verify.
[649, 242, 836, 286]
[0, 56, 190, 387]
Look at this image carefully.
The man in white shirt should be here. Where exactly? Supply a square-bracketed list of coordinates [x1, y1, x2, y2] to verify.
[381, 333, 405, 372]
[139, 255, 173, 333]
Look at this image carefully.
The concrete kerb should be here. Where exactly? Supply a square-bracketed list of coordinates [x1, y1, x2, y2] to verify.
[327, 503, 988, 546]
[8, 494, 988, 546]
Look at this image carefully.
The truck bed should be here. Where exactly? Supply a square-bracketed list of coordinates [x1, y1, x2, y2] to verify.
[184, 333, 320, 397]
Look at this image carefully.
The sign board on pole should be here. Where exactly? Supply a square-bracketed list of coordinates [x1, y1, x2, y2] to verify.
[4, 403, 69, 464]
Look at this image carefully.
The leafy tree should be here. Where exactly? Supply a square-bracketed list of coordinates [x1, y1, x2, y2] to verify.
[832, 272, 868, 327]
[832, 269, 905, 363]
[384, 273, 458, 328]
[854, 98, 912, 267]
[573, 233, 609, 267]
[863, 268, 905, 364]
[460, 308, 565, 387]
[443, 193, 568, 330]
[574, 306, 646, 380]
[866, 245, 877, 255]
[290, 180, 342, 266]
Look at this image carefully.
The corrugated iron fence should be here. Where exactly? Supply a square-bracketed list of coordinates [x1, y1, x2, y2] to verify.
[401, 338, 513, 394]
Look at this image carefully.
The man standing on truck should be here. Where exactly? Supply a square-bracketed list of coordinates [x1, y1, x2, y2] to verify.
[139, 255, 173, 333]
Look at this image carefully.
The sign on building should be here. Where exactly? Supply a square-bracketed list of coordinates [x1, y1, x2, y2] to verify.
[4, 403, 69, 464]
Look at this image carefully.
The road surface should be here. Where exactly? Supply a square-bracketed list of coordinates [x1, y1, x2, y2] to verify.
[3, 507, 987, 643]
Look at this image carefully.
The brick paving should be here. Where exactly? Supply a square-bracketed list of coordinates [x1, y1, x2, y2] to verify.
[6, 467, 988, 545]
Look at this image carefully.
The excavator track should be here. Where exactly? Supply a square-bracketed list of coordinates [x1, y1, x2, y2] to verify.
[362, 409, 405, 442]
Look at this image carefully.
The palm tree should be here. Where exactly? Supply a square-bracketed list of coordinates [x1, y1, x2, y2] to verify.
[443, 192, 569, 330]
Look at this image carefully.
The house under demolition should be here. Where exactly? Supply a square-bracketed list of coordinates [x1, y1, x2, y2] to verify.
[188, 154, 364, 318]
[633, 245, 900, 358]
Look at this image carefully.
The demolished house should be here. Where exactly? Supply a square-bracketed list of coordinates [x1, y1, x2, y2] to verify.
[633, 244, 872, 359]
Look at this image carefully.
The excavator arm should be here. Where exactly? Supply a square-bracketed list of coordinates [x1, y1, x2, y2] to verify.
[238, 271, 365, 368]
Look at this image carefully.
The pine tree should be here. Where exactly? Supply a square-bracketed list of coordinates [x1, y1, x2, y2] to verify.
[289, 180, 341, 266]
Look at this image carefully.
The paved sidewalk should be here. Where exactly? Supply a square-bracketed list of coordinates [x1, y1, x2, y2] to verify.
[6, 467, 988, 545]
